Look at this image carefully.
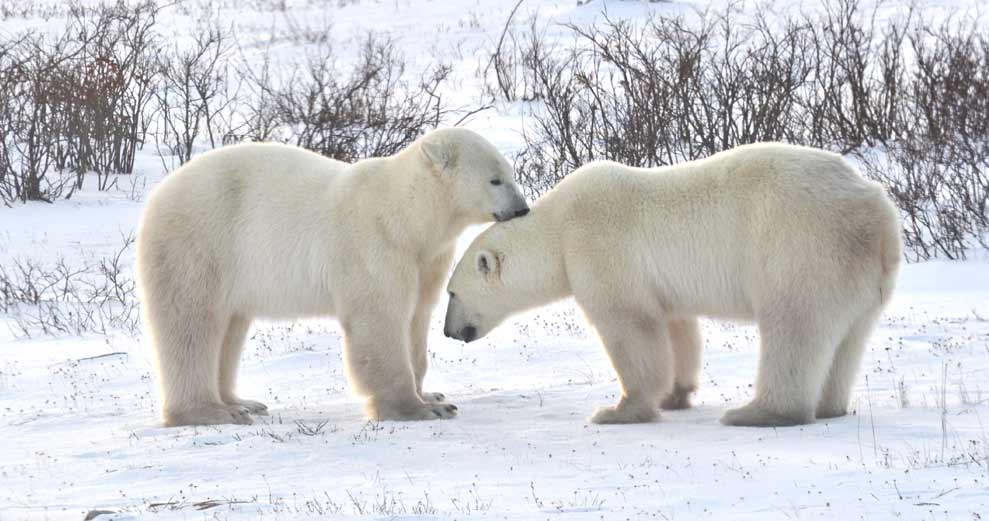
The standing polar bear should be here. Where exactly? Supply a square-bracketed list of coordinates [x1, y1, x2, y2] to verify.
[137, 128, 529, 427]
[445, 143, 902, 427]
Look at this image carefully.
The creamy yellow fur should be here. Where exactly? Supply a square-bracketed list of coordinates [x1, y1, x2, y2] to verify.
[445, 143, 902, 427]
[137, 129, 528, 426]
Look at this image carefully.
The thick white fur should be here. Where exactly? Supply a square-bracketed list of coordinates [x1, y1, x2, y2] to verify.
[137, 128, 528, 426]
[445, 143, 902, 427]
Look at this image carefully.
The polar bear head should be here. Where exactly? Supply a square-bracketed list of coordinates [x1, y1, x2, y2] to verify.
[443, 214, 566, 343]
[443, 240, 511, 343]
[417, 128, 529, 223]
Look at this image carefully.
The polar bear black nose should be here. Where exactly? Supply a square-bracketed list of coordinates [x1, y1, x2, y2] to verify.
[461, 325, 477, 343]
[514, 208, 530, 218]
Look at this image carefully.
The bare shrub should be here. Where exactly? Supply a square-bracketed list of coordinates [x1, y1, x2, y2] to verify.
[909, 18, 989, 145]
[2, 31, 81, 202]
[858, 18, 989, 261]
[515, 1, 989, 259]
[799, 0, 911, 152]
[3, 3, 452, 201]
[0, 235, 140, 338]
[484, 0, 553, 103]
[517, 10, 821, 193]
[262, 33, 451, 162]
[859, 141, 989, 261]
[0, 41, 13, 205]
[235, 49, 281, 143]
[0, 36, 27, 204]
[155, 25, 237, 167]
[0, 0, 67, 21]
[64, 1, 161, 189]
[0, 1, 160, 202]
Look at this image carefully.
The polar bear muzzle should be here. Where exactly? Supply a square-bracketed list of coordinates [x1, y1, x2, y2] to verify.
[492, 195, 530, 222]
[448, 325, 477, 343]
[443, 294, 479, 342]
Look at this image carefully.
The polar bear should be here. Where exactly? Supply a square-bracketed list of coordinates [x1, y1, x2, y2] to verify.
[137, 128, 529, 427]
[444, 143, 902, 427]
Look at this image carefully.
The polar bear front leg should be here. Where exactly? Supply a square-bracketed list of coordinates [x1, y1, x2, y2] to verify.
[586, 312, 672, 424]
[342, 308, 457, 421]
[411, 306, 446, 404]
[411, 249, 455, 404]
[661, 317, 702, 410]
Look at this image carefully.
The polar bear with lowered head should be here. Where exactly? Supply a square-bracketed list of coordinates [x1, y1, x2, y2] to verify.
[444, 143, 902, 427]
[137, 128, 529, 427]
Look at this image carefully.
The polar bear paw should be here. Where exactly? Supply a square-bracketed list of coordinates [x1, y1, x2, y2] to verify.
[224, 397, 269, 416]
[370, 399, 458, 421]
[421, 392, 447, 404]
[164, 403, 254, 427]
[815, 404, 849, 420]
[660, 383, 695, 410]
[589, 401, 658, 424]
[720, 402, 812, 427]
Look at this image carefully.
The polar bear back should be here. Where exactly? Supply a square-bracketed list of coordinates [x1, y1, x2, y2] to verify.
[138, 142, 351, 319]
[547, 143, 898, 321]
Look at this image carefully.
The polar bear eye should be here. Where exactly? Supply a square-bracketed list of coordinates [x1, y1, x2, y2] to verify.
[490, 179, 502, 186]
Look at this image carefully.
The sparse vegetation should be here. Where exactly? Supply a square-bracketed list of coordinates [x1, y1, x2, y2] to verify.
[254, 32, 452, 162]
[1, 0, 984, 260]
[0, 1, 160, 202]
[154, 24, 238, 169]
[491, 0, 989, 260]
[0, 1, 451, 203]
[0, 234, 139, 337]
[0, 2, 988, 521]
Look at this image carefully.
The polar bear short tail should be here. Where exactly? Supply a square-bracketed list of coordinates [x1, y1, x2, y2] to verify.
[878, 198, 903, 306]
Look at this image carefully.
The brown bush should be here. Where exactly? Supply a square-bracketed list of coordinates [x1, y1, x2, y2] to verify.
[249, 33, 451, 162]
[155, 25, 237, 168]
[510, 1, 989, 260]
[0, 1, 159, 202]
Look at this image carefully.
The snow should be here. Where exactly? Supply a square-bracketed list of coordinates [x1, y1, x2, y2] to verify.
[2, 0, 988, 520]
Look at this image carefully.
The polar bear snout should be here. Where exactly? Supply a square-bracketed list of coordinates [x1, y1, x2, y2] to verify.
[445, 324, 477, 343]
[443, 294, 480, 342]
[493, 203, 530, 222]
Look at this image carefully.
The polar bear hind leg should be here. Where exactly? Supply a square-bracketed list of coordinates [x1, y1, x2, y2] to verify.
[816, 308, 881, 419]
[661, 317, 702, 410]
[151, 305, 252, 427]
[218, 314, 268, 415]
[721, 309, 846, 427]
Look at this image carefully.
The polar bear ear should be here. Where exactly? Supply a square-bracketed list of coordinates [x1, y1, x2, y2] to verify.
[421, 141, 454, 171]
[475, 249, 499, 276]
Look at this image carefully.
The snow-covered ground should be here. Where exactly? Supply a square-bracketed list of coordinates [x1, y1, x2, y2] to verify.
[2, 0, 988, 520]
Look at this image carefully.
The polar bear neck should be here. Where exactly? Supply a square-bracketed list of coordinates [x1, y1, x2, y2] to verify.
[490, 205, 572, 314]
[370, 153, 468, 259]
